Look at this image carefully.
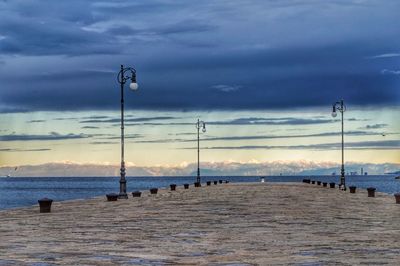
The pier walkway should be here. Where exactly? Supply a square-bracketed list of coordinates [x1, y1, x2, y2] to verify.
[1, 182, 400, 265]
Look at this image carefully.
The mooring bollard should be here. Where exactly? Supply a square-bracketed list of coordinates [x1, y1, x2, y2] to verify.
[394, 193, 400, 204]
[132, 191, 141, 197]
[38, 198, 53, 213]
[329, 182, 335, 188]
[170, 184, 177, 191]
[367, 187, 376, 197]
[311, 180, 315, 184]
[349, 186, 356, 193]
[219, 180, 223, 184]
[194, 182, 201, 187]
[323, 182, 327, 187]
[184, 183, 189, 189]
[206, 181, 211, 186]
[317, 181, 321, 185]
[150, 188, 158, 194]
[106, 193, 118, 202]
[214, 181, 218, 185]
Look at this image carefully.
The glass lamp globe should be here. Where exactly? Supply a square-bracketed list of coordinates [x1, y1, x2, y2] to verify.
[331, 111, 337, 118]
[129, 82, 138, 91]
[202, 127, 206, 133]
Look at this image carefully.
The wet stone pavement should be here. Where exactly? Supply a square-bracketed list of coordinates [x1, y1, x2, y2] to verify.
[1, 182, 400, 265]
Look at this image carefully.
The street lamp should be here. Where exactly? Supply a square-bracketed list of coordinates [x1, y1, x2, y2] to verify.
[331, 99, 346, 191]
[196, 119, 206, 184]
[117, 64, 138, 199]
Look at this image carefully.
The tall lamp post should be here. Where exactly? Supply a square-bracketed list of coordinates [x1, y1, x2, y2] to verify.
[331, 99, 346, 190]
[117, 65, 138, 199]
[196, 119, 206, 184]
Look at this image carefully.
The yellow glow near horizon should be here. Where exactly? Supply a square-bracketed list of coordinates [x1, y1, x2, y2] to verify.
[0, 107, 399, 168]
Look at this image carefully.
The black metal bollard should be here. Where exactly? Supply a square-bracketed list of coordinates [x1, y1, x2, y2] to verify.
[367, 187, 376, 197]
[317, 181, 321, 185]
[322, 182, 327, 187]
[184, 184, 189, 189]
[170, 184, 177, 191]
[394, 193, 400, 204]
[106, 193, 118, 202]
[132, 191, 141, 197]
[194, 182, 201, 187]
[349, 186, 356, 193]
[214, 181, 218, 185]
[38, 198, 53, 213]
[311, 180, 315, 184]
[206, 181, 211, 186]
[150, 188, 158, 194]
[329, 182, 335, 188]
[219, 180, 223, 184]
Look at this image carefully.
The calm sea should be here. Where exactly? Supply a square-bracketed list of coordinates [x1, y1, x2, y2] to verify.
[0, 175, 398, 210]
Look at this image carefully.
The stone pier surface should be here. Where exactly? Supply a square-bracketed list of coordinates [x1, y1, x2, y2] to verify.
[1, 183, 400, 265]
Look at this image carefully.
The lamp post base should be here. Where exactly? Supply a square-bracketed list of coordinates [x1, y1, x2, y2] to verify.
[118, 193, 128, 199]
[119, 176, 127, 199]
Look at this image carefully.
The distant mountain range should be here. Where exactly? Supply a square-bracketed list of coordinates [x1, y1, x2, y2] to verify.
[1, 161, 399, 177]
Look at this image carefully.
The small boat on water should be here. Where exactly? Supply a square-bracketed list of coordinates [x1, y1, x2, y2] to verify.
[395, 176, 400, 180]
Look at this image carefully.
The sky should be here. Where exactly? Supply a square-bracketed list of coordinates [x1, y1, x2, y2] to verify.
[0, 0, 399, 176]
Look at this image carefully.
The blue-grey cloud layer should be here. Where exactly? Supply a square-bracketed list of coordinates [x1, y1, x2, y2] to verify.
[137, 130, 391, 144]
[199, 140, 400, 150]
[0, 0, 399, 111]
[0, 132, 89, 141]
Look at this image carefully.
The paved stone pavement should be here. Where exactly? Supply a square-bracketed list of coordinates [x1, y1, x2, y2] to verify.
[1, 182, 400, 265]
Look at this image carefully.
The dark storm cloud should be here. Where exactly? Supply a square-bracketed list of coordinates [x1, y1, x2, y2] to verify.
[126, 117, 338, 126]
[81, 126, 100, 129]
[53, 117, 79, 121]
[0, 132, 90, 141]
[198, 140, 400, 151]
[0, 1, 118, 56]
[105, 20, 216, 37]
[0, 107, 29, 113]
[365, 124, 388, 129]
[0, 0, 399, 111]
[0, 148, 51, 152]
[82, 115, 110, 120]
[190, 131, 385, 142]
[207, 117, 335, 126]
[80, 116, 176, 123]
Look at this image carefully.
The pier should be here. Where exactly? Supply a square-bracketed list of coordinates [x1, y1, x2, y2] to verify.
[1, 182, 400, 265]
